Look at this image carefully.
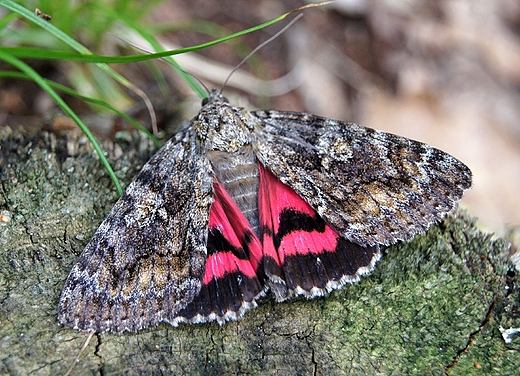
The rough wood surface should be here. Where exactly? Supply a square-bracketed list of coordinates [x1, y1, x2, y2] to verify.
[0, 126, 518, 375]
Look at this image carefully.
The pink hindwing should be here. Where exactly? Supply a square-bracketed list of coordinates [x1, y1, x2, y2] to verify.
[182, 162, 381, 323]
[258, 163, 380, 300]
[172, 180, 264, 325]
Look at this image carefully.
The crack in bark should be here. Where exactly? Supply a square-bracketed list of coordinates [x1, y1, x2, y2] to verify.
[304, 324, 318, 376]
[444, 296, 498, 374]
[21, 216, 37, 245]
[0, 180, 10, 207]
[205, 329, 218, 374]
[28, 358, 62, 374]
[95, 333, 105, 376]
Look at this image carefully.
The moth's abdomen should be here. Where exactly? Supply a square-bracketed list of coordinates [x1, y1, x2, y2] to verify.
[208, 146, 260, 236]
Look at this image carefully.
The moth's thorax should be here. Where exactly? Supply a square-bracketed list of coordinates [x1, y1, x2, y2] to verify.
[193, 92, 256, 153]
[195, 92, 261, 235]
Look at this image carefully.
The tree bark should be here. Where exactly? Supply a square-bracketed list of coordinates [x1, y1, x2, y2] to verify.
[0, 126, 518, 376]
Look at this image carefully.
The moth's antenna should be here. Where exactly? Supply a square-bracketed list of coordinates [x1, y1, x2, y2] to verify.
[220, 13, 304, 94]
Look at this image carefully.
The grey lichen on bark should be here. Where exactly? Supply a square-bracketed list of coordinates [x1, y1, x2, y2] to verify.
[0, 126, 518, 375]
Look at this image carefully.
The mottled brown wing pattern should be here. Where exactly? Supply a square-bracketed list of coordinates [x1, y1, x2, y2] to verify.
[252, 110, 472, 247]
[58, 129, 214, 333]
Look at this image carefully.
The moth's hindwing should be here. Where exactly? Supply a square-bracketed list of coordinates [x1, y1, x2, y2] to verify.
[58, 129, 213, 333]
[172, 180, 265, 325]
[258, 163, 380, 300]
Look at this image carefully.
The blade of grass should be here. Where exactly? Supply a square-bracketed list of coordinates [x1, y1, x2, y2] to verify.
[0, 2, 330, 64]
[0, 71, 162, 148]
[0, 0, 158, 135]
[148, 19, 267, 83]
[109, 11, 207, 98]
[0, 50, 123, 195]
[0, 8, 17, 31]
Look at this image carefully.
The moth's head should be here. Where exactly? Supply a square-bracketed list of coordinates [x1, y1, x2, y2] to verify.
[194, 91, 254, 153]
[201, 90, 228, 106]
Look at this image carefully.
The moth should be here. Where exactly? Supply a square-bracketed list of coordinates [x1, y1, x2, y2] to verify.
[58, 90, 472, 333]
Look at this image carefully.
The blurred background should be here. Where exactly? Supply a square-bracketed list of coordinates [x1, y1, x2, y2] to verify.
[1, 0, 520, 239]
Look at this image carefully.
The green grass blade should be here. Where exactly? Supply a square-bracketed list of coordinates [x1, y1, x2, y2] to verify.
[0, 50, 123, 195]
[0, 0, 90, 53]
[106, 8, 207, 98]
[0, 3, 311, 64]
[1, 0, 158, 137]
[0, 71, 163, 148]
[90, 4, 206, 96]
[0, 8, 17, 31]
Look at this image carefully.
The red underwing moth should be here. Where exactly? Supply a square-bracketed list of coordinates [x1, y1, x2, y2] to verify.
[58, 90, 472, 333]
